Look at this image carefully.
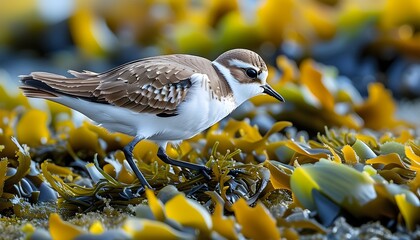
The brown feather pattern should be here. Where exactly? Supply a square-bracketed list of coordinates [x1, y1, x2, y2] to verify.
[20, 54, 233, 115]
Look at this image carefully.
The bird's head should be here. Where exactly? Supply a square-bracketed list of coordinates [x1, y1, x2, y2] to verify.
[212, 49, 284, 105]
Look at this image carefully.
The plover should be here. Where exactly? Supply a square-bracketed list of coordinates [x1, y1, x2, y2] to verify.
[19, 49, 284, 189]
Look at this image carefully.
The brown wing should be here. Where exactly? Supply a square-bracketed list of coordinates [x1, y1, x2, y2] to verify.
[21, 55, 210, 115]
[93, 55, 207, 114]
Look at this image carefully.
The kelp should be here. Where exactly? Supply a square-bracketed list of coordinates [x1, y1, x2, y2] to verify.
[38, 138, 272, 213]
[7, 116, 418, 238]
[267, 56, 412, 133]
[285, 131, 420, 230]
[0, 55, 418, 238]
[23, 186, 291, 239]
[0, 137, 57, 215]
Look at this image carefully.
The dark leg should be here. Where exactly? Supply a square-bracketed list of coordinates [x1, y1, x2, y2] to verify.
[157, 147, 212, 179]
[122, 136, 152, 189]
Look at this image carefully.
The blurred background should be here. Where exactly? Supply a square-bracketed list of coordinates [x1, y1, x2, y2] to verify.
[0, 0, 419, 124]
[1, 0, 420, 96]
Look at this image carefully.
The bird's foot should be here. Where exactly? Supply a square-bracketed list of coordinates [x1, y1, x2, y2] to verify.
[157, 147, 213, 180]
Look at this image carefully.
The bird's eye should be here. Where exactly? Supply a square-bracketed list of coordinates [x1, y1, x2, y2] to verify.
[245, 68, 258, 78]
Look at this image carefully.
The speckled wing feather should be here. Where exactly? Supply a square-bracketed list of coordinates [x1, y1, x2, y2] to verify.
[20, 55, 223, 115]
[92, 55, 205, 114]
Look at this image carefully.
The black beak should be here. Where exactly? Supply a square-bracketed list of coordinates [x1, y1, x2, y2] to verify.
[261, 85, 285, 102]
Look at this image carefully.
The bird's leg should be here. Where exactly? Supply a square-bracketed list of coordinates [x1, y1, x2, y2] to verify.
[157, 147, 212, 180]
[122, 136, 152, 189]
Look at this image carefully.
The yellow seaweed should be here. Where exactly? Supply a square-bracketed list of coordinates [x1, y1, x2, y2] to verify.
[291, 159, 377, 217]
[285, 140, 329, 162]
[355, 83, 409, 130]
[0, 159, 8, 196]
[264, 160, 292, 190]
[300, 59, 335, 111]
[117, 161, 136, 184]
[405, 145, 420, 171]
[232, 198, 280, 240]
[0, 110, 18, 158]
[68, 124, 104, 157]
[5, 138, 31, 188]
[41, 161, 77, 199]
[89, 220, 105, 234]
[123, 218, 192, 240]
[342, 145, 359, 164]
[366, 153, 406, 168]
[351, 139, 377, 161]
[145, 189, 165, 222]
[16, 109, 51, 147]
[49, 213, 85, 240]
[395, 193, 420, 231]
[277, 55, 298, 85]
[69, 7, 108, 57]
[165, 193, 212, 235]
[21, 223, 35, 237]
[257, 0, 295, 45]
[207, 191, 238, 239]
[324, 145, 342, 163]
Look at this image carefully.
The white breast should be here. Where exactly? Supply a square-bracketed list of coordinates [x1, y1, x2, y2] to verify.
[159, 73, 236, 140]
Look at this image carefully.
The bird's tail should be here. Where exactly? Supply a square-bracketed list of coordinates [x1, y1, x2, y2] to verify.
[19, 71, 100, 99]
[20, 73, 62, 98]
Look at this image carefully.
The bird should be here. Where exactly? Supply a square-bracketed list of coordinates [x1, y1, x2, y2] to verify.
[19, 48, 284, 189]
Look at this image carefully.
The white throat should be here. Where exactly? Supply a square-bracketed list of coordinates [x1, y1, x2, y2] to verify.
[212, 61, 263, 106]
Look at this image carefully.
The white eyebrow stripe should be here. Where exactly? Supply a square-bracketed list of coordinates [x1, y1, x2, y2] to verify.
[228, 59, 259, 70]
